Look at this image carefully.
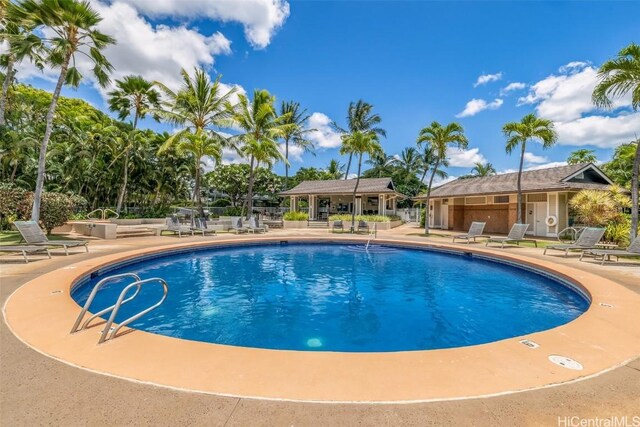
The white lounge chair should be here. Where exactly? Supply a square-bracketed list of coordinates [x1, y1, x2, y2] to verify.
[191, 218, 217, 236]
[485, 223, 537, 248]
[543, 227, 606, 257]
[13, 221, 89, 255]
[331, 220, 344, 233]
[452, 222, 490, 243]
[580, 236, 640, 265]
[228, 218, 248, 234]
[0, 245, 51, 263]
[247, 216, 266, 234]
[161, 216, 193, 237]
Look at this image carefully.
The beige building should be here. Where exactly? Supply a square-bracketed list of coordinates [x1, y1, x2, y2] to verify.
[414, 163, 614, 237]
[281, 178, 406, 220]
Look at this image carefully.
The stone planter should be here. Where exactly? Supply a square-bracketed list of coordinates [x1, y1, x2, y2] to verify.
[283, 220, 308, 229]
[109, 218, 166, 225]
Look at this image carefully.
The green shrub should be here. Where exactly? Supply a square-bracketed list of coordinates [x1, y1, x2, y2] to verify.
[420, 210, 426, 227]
[224, 206, 247, 216]
[211, 198, 231, 207]
[605, 219, 631, 247]
[0, 184, 31, 230]
[39, 192, 75, 233]
[328, 214, 398, 223]
[283, 211, 308, 221]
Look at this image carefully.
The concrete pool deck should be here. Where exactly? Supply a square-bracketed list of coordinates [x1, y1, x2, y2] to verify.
[2, 224, 639, 425]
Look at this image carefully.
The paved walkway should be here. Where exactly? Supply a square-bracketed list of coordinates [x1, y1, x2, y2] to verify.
[1, 225, 639, 426]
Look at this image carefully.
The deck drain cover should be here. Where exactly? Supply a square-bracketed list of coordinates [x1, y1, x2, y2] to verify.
[50, 290, 62, 294]
[548, 355, 583, 370]
[599, 302, 614, 308]
[519, 339, 540, 349]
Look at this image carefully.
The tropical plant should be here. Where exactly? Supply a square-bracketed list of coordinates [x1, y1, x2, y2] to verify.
[280, 101, 314, 188]
[569, 187, 632, 246]
[227, 89, 289, 218]
[396, 147, 422, 176]
[470, 162, 496, 177]
[283, 211, 308, 221]
[107, 75, 160, 214]
[417, 143, 448, 185]
[417, 121, 468, 234]
[603, 141, 637, 187]
[364, 151, 396, 177]
[339, 130, 383, 231]
[11, 0, 115, 222]
[332, 100, 386, 178]
[567, 149, 597, 165]
[503, 114, 557, 224]
[593, 43, 640, 241]
[324, 159, 344, 180]
[206, 163, 282, 207]
[155, 68, 235, 216]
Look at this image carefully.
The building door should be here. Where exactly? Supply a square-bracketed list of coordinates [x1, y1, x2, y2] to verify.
[441, 204, 449, 229]
[534, 202, 547, 236]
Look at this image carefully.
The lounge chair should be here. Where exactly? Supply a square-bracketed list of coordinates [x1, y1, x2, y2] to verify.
[228, 218, 248, 234]
[332, 220, 344, 233]
[485, 223, 537, 248]
[357, 220, 369, 234]
[452, 222, 490, 244]
[580, 236, 640, 265]
[0, 245, 51, 263]
[191, 218, 217, 236]
[543, 227, 606, 257]
[13, 221, 89, 255]
[247, 216, 266, 234]
[161, 216, 193, 237]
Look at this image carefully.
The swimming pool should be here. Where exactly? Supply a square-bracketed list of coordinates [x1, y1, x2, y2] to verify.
[71, 243, 590, 352]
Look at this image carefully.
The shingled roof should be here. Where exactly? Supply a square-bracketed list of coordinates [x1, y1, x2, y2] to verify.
[414, 163, 613, 199]
[281, 177, 405, 197]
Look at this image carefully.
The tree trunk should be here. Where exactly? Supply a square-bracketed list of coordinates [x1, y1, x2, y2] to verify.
[10, 162, 18, 182]
[115, 149, 130, 214]
[194, 156, 204, 218]
[419, 167, 429, 186]
[631, 139, 640, 241]
[344, 153, 353, 180]
[31, 55, 70, 222]
[246, 156, 256, 220]
[0, 58, 15, 126]
[351, 154, 363, 232]
[423, 160, 440, 235]
[516, 142, 527, 224]
[284, 137, 289, 189]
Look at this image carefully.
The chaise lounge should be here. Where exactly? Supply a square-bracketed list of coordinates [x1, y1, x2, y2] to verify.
[452, 221, 490, 244]
[543, 227, 606, 257]
[580, 236, 640, 265]
[485, 223, 537, 248]
[191, 218, 217, 236]
[162, 216, 194, 237]
[0, 245, 52, 263]
[247, 216, 266, 234]
[13, 221, 89, 255]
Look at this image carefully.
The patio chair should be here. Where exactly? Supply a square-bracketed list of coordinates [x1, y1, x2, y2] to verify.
[191, 218, 217, 236]
[357, 220, 369, 233]
[452, 222, 490, 244]
[332, 220, 344, 233]
[580, 236, 640, 265]
[485, 223, 537, 248]
[228, 218, 248, 234]
[543, 227, 606, 257]
[161, 216, 193, 237]
[13, 221, 89, 255]
[247, 216, 266, 234]
[0, 245, 51, 263]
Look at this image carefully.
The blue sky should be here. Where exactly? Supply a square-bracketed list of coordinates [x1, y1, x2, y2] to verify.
[15, 0, 640, 181]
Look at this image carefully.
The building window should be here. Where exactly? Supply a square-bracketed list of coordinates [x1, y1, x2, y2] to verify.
[527, 193, 548, 202]
[465, 196, 487, 205]
[493, 195, 509, 204]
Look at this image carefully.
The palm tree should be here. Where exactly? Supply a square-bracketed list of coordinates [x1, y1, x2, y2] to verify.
[471, 162, 496, 177]
[156, 68, 236, 216]
[227, 89, 289, 219]
[593, 43, 640, 240]
[332, 100, 386, 179]
[567, 149, 597, 165]
[363, 151, 395, 177]
[417, 143, 448, 185]
[503, 114, 557, 224]
[340, 130, 383, 231]
[396, 147, 423, 176]
[1, 0, 44, 125]
[280, 101, 314, 188]
[12, 0, 115, 222]
[417, 121, 468, 234]
[324, 159, 344, 179]
[108, 75, 160, 214]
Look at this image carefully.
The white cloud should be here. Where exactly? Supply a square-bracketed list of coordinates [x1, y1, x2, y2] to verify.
[517, 61, 639, 148]
[447, 147, 487, 168]
[433, 175, 457, 187]
[278, 143, 304, 162]
[473, 72, 502, 87]
[115, 0, 290, 48]
[500, 82, 526, 96]
[523, 152, 548, 164]
[307, 112, 342, 149]
[525, 161, 568, 171]
[455, 98, 503, 118]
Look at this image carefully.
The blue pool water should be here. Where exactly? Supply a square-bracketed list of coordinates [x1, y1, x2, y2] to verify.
[72, 243, 589, 352]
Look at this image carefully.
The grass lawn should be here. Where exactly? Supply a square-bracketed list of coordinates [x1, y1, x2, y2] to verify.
[0, 231, 75, 246]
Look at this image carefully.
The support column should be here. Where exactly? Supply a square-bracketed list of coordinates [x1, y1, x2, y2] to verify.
[355, 197, 362, 215]
[308, 195, 315, 220]
[290, 196, 297, 212]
